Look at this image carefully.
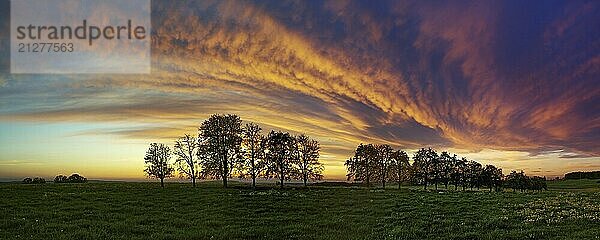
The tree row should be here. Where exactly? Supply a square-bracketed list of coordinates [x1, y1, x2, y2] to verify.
[345, 144, 546, 192]
[144, 114, 324, 188]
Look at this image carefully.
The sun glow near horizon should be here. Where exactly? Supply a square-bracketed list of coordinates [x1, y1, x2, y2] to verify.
[1, 1, 599, 181]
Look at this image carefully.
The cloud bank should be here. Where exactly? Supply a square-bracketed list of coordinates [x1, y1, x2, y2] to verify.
[1, 0, 598, 178]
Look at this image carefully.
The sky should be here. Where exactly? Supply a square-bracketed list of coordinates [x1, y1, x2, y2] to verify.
[0, 0, 599, 181]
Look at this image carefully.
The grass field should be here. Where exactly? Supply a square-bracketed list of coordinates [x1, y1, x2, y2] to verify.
[1, 180, 599, 240]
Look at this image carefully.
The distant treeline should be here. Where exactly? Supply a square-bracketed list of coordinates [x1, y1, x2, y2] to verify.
[22, 173, 87, 184]
[144, 114, 323, 188]
[564, 171, 600, 180]
[22, 177, 46, 184]
[346, 144, 547, 192]
[54, 173, 88, 183]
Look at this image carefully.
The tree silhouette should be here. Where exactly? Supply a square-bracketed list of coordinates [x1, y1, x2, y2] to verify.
[451, 157, 468, 191]
[376, 144, 393, 188]
[295, 134, 323, 186]
[504, 170, 545, 192]
[389, 149, 410, 189]
[241, 122, 263, 189]
[198, 114, 243, 188]
[22, 177, 45, 184]
[482, 164, 503, 192]
[144, 143, 174, 188]
[564, 171, 600, 180]
[263, 131, 296, 188]
[32, 177, 46, 184]
[174, 134, 199, 187]
[437, 152, 454, 189]
[466, 161, 483, 190]
[54, 175, 68, 183]
[344, 144, 515, 193]
[67, 173, 87, 183]
[345, 144, 377, 187]
[530, 176, 547, 192]
[413, 148, 438, 190]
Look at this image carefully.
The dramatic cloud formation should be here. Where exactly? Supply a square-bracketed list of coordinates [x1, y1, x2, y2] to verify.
[0, 0, 598, 179]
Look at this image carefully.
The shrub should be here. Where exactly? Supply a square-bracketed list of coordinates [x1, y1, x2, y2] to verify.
[54, 174, 88, 183]
[67, 173, 87, 183]
[54, 175, 69, 183]
[23, 177, 45, 184]
[32, 177, 46, 184]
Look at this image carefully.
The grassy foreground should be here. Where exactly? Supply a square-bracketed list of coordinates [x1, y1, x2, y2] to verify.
[1, 181, 599, 240]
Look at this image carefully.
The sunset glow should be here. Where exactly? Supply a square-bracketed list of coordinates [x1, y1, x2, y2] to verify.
[0, 0, 598, 180]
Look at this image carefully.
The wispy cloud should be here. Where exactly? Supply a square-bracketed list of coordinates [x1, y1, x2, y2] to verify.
[0, 0, 598, 179]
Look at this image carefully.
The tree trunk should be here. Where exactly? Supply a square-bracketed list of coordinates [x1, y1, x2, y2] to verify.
[382, 168, 386, 189]
[303, 173, 307, 187]
[398, 170, 402, 189]
[251, 159, 256, 190]
[435, 182, 438, 190]
[280, 166, 284, 188]
[366, 159, 370, 187]
[366, 170, 370, 187]
[454, 184, 457, 191]
[192, 177, 196, 188]
[160, 178, 164, 188]
[423, 179, 427, 190]
[222, 156, 228, 188]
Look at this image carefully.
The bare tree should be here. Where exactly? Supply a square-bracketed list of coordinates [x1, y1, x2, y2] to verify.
[144, 143, 174, 188]
[295, 134, 323, 187]
[241, 122, 263, 189]
[198, 114, 243, 188]
[174, 134, 199, 187]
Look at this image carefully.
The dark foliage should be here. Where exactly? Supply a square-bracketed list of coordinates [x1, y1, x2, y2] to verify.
[54, 175, 68, 183]
[53, 174, 86, 183]
[144, 143, 174, 188]
[346, 145, 515, 192]
[32, 177, 46, 184]
[145, 114, 324, 189]
[67, 173, 87, 183]
[565, 171, 600, 180]
[505, 171, 546, 192]
[22, 177, 33, 184]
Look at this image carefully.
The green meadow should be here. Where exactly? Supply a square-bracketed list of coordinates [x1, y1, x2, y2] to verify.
[1, 180, 599, 240]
